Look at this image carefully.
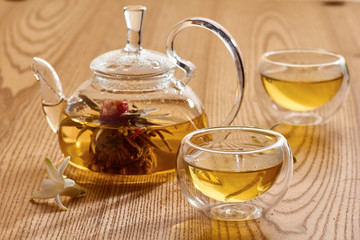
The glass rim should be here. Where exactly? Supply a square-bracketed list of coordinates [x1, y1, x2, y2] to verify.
[183, 126, 287, 155]
[260, 49, 345, 68]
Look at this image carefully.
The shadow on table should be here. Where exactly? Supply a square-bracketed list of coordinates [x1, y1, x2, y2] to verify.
[64, 162, 176, 185]
[59, 164, 176, 206]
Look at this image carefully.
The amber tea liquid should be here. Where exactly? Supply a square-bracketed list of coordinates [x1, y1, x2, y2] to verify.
[58, 108, 207, 174]
[261, 74, 343, 111]
[185, 153, 282, 202]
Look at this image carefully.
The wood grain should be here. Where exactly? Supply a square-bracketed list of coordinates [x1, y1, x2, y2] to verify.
[0, 0, 359, 239]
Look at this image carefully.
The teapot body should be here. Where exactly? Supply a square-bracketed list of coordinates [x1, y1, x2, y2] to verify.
[57, 77, 207, 175]
[33, 5, 245, 179]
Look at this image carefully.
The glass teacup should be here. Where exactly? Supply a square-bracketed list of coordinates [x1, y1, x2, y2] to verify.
[176, 126, 293, 221]
[257, 49, 349, 125]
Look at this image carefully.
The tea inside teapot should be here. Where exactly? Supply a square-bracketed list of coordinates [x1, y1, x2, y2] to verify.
[59, 90, 207, 175]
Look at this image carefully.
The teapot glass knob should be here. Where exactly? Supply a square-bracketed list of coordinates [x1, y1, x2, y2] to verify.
[166, 18, 245, 126]
[123, 5, 146, 52]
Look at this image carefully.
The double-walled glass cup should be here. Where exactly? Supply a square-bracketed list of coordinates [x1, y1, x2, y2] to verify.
[257, 49, 349, 125]
[176, 126, 293, 221]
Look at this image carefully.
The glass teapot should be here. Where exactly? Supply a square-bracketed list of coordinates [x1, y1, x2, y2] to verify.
[32, 5, 245, 176]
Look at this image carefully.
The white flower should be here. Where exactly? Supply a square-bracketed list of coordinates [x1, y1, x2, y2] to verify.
[31, 156, 85, 211]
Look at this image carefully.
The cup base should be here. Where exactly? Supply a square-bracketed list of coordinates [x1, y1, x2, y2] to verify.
[281, 112, 323, 125]
[207, 203, 262, 221]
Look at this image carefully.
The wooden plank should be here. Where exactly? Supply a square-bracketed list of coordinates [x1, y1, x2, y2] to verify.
[0, 0, 359, 239]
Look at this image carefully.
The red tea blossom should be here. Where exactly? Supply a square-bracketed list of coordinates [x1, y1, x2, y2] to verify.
[100, 99, 129, 123]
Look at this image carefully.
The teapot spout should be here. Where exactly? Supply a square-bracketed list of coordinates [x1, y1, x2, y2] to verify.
[32, 57, 66, 133]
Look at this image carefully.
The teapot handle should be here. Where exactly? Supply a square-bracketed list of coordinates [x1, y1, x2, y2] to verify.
[166, 18, 245, 126]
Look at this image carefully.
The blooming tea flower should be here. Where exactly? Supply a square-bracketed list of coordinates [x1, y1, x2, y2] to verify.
[100, 99, 129, 123]
[31, 156, 85, 211]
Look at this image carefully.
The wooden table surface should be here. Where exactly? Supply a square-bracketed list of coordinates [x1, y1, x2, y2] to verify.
[1, 0, 359, 239]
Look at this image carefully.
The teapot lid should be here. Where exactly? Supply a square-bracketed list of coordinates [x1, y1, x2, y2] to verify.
[90, 6, 175, 79]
